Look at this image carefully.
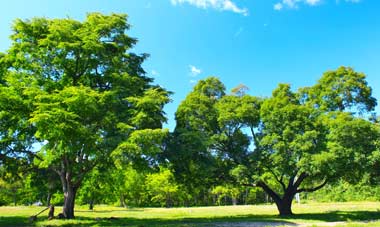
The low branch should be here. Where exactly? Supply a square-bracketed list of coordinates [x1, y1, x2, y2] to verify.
[297, 179, 328, 193]
[257, 181, 281, 203]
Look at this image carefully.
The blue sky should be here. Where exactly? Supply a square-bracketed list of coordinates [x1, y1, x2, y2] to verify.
[1, 0, 379, 130]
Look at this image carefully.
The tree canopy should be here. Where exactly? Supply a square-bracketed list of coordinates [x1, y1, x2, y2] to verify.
[0, 13, 170, 218]
[170, 67, 378, 215]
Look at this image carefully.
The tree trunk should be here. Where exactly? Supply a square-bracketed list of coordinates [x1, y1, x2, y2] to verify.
[166, 193, 172, 208]
[119, 194, 126, 207]
[274, 194, 294, 216]
[232, 197, 238, 206]
[257, 181, 295, 216]
[63, 186, 77, 219]
[89, 199, 94, 210]
[47, 192, 52, 207]
[58, 168, 77, 219]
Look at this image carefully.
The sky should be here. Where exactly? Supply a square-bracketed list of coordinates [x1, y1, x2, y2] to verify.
[0, 0, 379, 130]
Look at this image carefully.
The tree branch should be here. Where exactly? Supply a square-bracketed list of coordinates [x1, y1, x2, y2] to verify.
[294, 172, 308, 189]
[296, 179, 328, 193]
[250, 126, 260, 149]
[267, 168, 286, 192]
[257, 181, 281, 203]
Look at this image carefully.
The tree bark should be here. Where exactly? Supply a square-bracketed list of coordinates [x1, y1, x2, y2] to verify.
[47, 192, 52, 207]
[257, 181, 295, 216]
[119, 194, 126, 207]
[274, 193, 294, 216]
[89, 199, 94, 210]
[62, 185, 77, 219]
[58, 165, 78, 219]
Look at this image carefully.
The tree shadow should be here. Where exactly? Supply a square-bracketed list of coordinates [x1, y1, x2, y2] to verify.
[1, 210, 380, 227]
[283, 210, 380, 222]
[0, 216, 32, 227]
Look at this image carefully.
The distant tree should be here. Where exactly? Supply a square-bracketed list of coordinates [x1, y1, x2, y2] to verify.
[211, 184, 241, 205]
[0, 13, 170, 218]
[146, 168, 180, 207]
[107, 165, 147, 208]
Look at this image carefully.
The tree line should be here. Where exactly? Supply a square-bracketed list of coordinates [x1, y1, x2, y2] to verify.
[0, 13, 379, 218]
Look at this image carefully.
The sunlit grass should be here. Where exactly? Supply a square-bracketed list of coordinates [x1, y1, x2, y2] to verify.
[0, 202, 380, 226]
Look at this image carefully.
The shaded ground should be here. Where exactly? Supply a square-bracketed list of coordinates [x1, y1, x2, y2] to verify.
[1, 203, 380, 227]
[1, 211, 379, 227]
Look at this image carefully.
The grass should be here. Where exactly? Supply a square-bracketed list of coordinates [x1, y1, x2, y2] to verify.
[0, 202, 380, 227]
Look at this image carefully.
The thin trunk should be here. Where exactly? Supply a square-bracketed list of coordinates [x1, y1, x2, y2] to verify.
[245, 188, 248, 205]
[47, 192, 52, 207]
[13, 191, 16, 206]
[119, 194, 126, 207]
[166, 193, 172, 208]
[232, 197, 237, 206]
[89, 200, 94, 210]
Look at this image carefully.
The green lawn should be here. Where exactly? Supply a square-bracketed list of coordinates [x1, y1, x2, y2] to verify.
[1, 202, 380, 227]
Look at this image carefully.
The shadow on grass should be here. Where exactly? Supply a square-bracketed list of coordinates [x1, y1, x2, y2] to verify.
[0, 216, 31, 227]
[1, 210, 380, 227]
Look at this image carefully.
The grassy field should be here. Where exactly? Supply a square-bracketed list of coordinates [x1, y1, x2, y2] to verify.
[1, 202, 380, 227]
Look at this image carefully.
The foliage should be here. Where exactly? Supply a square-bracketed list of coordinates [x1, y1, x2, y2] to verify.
[0, 13, 170, 218]
[170, 67, 378, 215]
[146, 168, 181, 207]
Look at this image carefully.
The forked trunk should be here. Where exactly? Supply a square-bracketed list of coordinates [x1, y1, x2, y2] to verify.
[59, 169, 78, 219]
[63, 186, 77, 219]
[275, 194, 294, 216]
[257, 181, 296, 216]
[257, 173, 327, 216]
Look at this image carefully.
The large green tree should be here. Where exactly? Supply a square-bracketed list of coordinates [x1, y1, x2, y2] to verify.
[0, 13, 170, 218]
[231, 67, 378, 215]
[173, 67, 378, 215]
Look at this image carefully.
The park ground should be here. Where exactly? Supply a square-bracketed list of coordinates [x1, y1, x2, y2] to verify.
[1, 202, 380, 227]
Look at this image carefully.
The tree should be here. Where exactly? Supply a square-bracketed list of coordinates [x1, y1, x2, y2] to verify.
[165, 77, 226, 205]
[174, 67, 378, 215]
[107, 165, 147, 208]
[0, 13, 170, 218]
[146, 168, 180, 207]
[231, 67, 378, 215]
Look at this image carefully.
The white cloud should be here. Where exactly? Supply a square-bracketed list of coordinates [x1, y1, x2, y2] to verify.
[170, 0, 248, 16]
[283, 0, 298, 8]
[189, 65, 202, 76]
[274, 3, 283, 10]
[190, 79, 198, 84]
[305, 0, 321, 5]
[273, 0, 363, 10]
